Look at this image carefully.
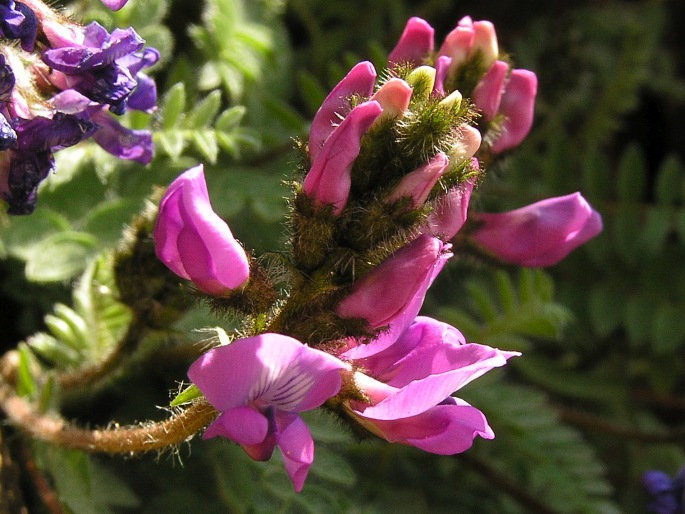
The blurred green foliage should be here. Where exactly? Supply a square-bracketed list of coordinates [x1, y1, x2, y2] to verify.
[1, 0, 684, 512]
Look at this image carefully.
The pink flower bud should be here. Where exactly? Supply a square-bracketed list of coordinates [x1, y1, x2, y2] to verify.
[303, 101, 382, 215]
[470, 192, 603, 267]
[433, 55, 452, 95]
[490, 69, 537, 153]
[337, 235, 451, 330]
[154, 164, 250, 295]
[388, 17, 435, 67]
[371, 78, 412, 123]
[309, 62, 376, 161]
[450, 125, 482, 165]
[387, 152, 449, 208]
[472, 60, 509, 121]
[438, 16, 499, 78]
[424, 174, 476, 239]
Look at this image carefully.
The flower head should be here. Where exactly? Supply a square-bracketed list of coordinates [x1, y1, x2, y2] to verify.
[154, 165, 250, 295]
[469, 192, 603, 267]
[643, 467, 685, 514]
[188, 334, 346, 492]
[345, 317, 518, 454]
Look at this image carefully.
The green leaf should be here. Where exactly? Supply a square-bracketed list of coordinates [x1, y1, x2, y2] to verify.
[215, 105, 247, 132]
[188, 90, 223, 128]
[309, 446, 356, 486]
[588, 286, 624, 337]
[157, 131, 187, 160]
[16, 343, 36, 397]
[161, 82, 186, 130]
[24, 232, 99, 282]
[192, 129, 219, 163]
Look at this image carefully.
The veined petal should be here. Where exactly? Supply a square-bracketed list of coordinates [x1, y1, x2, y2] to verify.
[274, 412, 315, 493]
[188, 334, 345, 413]
[360, 344, 518, 420]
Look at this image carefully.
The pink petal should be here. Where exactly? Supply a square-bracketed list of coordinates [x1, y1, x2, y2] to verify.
[471, 192, 603, 267]
[202, 406, 268, 446]
[188, 334, 345, 413]
[275, 412, 315, 493]
[388, 17, 435, 67]
[358, 401, 493, 455]
[472, 60, 508, 121]
[433, 55, 452, 95]
[101, 0, 129, 10]
[387, 152, 449, 208]
[309, 62, 376, 161]
[361, 344, 517, 420]
[490, 69, 538, 153]
[424, 175, 476, 239]
[303, 101, 382, 215]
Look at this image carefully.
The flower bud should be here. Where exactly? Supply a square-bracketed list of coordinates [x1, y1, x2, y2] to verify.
[489, 69, 537, 153]
[370, 78, 412, 124]
[388, 17, 434, 67]
[303, 101, 382, 215]
[154, 164, 250, 295]
[472, 60, 508, 121]
[387, 152, 449, 208]
[337, 235, 451, 330]
[470, 192, 603, 267]
[405, 66, 436, 101]
[309, 61, 376, 161]
[424, 174, 476, 239]
[438, 16, 499, 79]
[450, 125, 482, 165]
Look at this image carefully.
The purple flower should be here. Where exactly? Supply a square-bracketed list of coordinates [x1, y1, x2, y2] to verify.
[0, 1, 37, 51]
[42, 22, 156, 115]
[643, 468, 685, 514]
[90, 110, 153, 163]
[100, 0, 129, 11]
[154, 165, 250, 295]
[2, 112, 95, 214]
[470, 192, 603, 267]
[188, 334, 346, 492]
[345, 316, 518, 454]
[303, 100, 382, 215]
[309, 61, 376, 161]
[338, 235, 451, 359]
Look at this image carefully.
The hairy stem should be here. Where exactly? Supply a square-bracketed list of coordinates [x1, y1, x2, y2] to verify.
[0, 380, 217, 453]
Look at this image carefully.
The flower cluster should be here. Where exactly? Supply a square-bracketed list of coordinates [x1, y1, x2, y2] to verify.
[0, 0, 156, 214]
[153, 15, 603, 492]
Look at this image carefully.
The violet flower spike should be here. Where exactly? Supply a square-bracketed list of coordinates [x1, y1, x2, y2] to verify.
[188, 334, 346, 492]
[470, 192, 603, 267]
[346, 316, 518, 454]
[154, 165, 250, 295]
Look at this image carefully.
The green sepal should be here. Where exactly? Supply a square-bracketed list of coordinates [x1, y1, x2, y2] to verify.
[170, 384, 203, 407]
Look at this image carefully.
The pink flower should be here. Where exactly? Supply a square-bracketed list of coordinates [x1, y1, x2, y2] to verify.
[303, 100, 382, 215]
[387, 152, 449, 208]
[338, 235, 451, 359]
[470, 192, 603, 267]
[388, 17, 435, 67]
[309, 61, 376, 161]
[345, 317, 518, 454]
[437, 16, 499, 78]
[153, 165, 250, 295]
[424, 173, 476, 239]
[489, 69, 538, 153]
[188, 334, 346, 492]
[100, 0, 129, 10]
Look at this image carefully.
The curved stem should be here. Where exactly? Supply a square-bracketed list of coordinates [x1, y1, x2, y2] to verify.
[0, 380, 217, 454]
